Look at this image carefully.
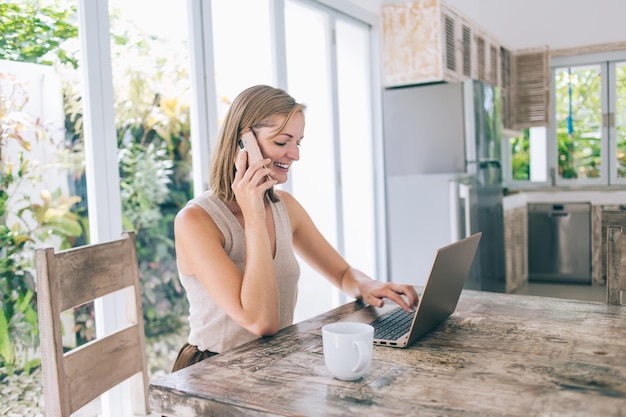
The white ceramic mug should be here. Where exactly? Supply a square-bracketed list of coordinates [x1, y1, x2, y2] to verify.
[322, 322, 374, 381]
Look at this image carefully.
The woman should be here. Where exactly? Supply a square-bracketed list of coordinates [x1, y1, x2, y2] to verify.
[172, 85, 418, 371]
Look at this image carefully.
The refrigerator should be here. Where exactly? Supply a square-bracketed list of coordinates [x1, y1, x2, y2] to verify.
[383, 80, 506, 292]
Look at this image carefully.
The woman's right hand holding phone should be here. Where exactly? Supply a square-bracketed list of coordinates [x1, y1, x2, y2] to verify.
[232, 147, 276, 220]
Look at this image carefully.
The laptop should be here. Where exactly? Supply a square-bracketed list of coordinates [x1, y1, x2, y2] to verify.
[341, 232, 482, 348]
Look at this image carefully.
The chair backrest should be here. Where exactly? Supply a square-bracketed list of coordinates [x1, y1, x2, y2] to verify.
[36, 231, 149, 416]
[606, 225, 626, 305]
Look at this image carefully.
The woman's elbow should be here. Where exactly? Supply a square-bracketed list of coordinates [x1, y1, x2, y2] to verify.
[248, 321, 280, 337]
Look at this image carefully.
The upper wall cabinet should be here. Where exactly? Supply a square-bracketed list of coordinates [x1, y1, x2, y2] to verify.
[382, 0, 550, 129]
[475, 30, 500, 87]
[382, 0, 473, 87]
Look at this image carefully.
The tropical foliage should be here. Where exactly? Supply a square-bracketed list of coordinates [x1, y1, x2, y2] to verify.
[0, 72, 83, 374]
[554, 67, 602, 179]
[0, 1, 79, 68]
[511, 64, 626, 181]
[510, 129, 530, 180]
[0, 0, 193, 372]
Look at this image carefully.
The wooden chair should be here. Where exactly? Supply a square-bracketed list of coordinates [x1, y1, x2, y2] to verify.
[606, 225, 626, 305]
[36, 231, 150, 416]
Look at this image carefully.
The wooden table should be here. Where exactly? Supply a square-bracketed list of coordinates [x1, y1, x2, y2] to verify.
[149, 290, 626, 416]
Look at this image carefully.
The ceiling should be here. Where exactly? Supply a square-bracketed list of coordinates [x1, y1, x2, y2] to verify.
[373, 0, 626, 51]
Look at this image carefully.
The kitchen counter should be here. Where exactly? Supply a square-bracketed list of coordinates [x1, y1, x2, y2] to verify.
[503, 188, 626, 209]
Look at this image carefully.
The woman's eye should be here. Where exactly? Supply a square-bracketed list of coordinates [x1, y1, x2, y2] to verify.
[275, 142, 287, 147]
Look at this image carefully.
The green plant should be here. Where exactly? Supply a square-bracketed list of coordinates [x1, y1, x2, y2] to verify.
[119, 142, 173, 231]
[0, 72, 83, 374]
[0, 1, 79, 68]
[3, 0, 193, 342]
[554, 67, 602, 179]
[510, 129, 530, 180]
[118, 141, 188, 336]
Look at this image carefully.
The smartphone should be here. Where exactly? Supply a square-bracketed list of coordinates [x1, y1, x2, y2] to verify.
[238, 131, 264, 165]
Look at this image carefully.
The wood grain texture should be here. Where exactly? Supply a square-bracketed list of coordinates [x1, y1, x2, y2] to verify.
[36, 232, 150, 416]
[504, 205, 528, 292]
[602, 208, 626, 283]
[592, 205, 603, 285]
[150, 290, 626, 416]
[607, 225, 625, 305]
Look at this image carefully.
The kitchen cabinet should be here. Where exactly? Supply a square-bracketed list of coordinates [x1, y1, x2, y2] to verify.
[475, 30, 500, 87]
[381, 0, 549, 129]
[601, 205, 626, 283]
[504, 190, 626, 287]
[503, 205, 528, 292]
[382, 0, 473, 87]
[381, 0, 505, 88]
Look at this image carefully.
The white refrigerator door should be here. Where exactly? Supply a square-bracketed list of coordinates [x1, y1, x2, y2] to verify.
[450, 181, 472, 240]
[386, 174, 461, 287]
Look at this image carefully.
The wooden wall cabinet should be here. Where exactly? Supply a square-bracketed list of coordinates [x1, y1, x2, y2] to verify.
[382, 0, 502, 89]
[382, 0, 473, 87]
[475, 30, 500, 88]
[382, 0, 550, 130]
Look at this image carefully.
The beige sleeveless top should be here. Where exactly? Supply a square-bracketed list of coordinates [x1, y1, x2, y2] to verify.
[178, 190, 300, 353]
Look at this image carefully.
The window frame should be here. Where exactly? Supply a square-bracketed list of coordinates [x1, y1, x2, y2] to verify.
[505, 49, 626, 190]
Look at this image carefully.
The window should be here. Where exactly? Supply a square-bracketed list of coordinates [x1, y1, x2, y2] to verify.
[507, 127, 547, 182]
[554, 64, 603, 182]
[507, 50, 626, 188]
[211, 0, 274, 122]
[284, 0, 379, 322]
[285, 1, 339, 320]
[610, 60, 626, 182]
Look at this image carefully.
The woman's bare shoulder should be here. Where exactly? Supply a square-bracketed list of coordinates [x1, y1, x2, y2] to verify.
[175, 203, 222, 241]
[176, 203, 209, 225]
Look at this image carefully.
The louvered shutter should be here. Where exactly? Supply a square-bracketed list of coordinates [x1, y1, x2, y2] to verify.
[444, 14, 456, 72]
[462, 22, 473, 78]
[511, 48, 550, 128]
[500, 46, 514, 130]
[477, 35, 486, 81]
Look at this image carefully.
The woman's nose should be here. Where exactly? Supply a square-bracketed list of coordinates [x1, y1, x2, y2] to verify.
[287, 143, 300, 161]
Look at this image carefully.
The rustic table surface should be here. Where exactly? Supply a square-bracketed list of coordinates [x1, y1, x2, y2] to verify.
[149, 290, 626, 416]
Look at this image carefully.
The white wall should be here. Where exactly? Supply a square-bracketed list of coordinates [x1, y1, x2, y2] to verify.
[355, 0, 626, 51]
[445, 0, 626, 50]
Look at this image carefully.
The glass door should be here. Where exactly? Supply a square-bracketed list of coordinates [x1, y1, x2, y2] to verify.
[285, 1, 339, 321]
[211, 0, 274, 122]
[285, 0, 378, 322]
[336, 18, 377, 280]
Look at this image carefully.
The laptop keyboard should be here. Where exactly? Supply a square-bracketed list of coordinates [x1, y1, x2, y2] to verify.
[371, 307, 415, 340]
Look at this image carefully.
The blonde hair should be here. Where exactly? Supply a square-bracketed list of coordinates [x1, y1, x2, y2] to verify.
[209, 85, 306, 203]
